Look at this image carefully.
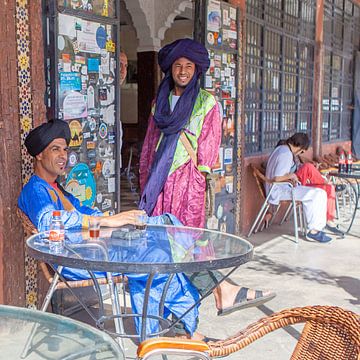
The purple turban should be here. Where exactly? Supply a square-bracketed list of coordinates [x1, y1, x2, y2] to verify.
[25, 119, 71, 157]
[158, 38, 210, 74]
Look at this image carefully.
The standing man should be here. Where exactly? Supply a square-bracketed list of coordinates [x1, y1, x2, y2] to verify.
[139, 39, 275, 319]
[139, 38, 220, 228]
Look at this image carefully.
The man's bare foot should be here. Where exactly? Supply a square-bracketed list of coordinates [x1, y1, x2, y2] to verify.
[213, 282, 276, 316]
[175, 331, 204, 341]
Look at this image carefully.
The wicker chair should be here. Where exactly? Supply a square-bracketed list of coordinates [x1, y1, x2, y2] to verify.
[17, 207, 127, 313]
[247, 163, 305, 243]
[137, 305, 360, 360]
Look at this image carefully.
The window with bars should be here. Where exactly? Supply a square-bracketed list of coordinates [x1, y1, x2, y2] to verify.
[245, 0, 316, 154]
[322, 0, 360, 142]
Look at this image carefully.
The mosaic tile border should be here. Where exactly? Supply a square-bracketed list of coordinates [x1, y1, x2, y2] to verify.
[15, 0, 37, 309]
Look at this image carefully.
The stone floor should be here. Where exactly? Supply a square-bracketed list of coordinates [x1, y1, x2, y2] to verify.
[70, 215, 359, 359]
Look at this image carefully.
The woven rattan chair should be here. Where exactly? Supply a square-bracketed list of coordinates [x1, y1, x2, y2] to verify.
[137, 305, 360, 360]
[247, 163, 305, 243]
[17, 207, 127, 313]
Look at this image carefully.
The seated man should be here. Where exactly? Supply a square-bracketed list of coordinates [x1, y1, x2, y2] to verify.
[18, 119, 199, 338]
[266, 133, 332, 243]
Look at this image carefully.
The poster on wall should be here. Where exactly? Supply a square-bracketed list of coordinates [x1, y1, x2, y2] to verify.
[54, 9, 119, 213]
[197, 0, 239, 233]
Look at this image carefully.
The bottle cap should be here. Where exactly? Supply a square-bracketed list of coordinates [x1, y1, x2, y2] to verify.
[52, 210, 61, 217]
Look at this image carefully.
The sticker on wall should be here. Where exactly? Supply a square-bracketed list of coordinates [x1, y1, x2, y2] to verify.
[102, 198, 112, 210]
[63, 92, 87, 119]
[75, 55, 86, 64]
[88, 58, 100, 72]
[216, 203, 224, 219]
[68, 152, 78, 167]
[108, 132, 115, 144]
[87, 150, 96, 159]
[224, 147, 233, 164]
[106, 39, 115, 53]
[60, 72, 81, 92]
[59, 14, 77, 39]
[96, 26, 107, 49]
[86, 141, 96, 150]
[101, 104, 115, 125]
[88, 116, 97, 131]
[58, 35, 65, 51]
[68, 119, 83, 147]
[65, 163, 96, 207]
[207, 215, 219, 230]
[77, 20, 101, 54]
[87, 85, 95, 109]
[108, 177, 115, 193]
[207, 32, 215, 45]
[102, 160, 111, 179]
[99, 122, 108, 139]
[207, 1, 221, 32]
[225, 176, 234, 193]
[96, 192, 103, 204]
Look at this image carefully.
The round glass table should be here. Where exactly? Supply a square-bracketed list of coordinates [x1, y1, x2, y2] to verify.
[26, 224, 254, 341]
[26, 224, 253, 273]
[0, 305, 123, 359]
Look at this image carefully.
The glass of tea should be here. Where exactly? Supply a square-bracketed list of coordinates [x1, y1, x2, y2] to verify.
[135, 214, 148, 230]
[89, 217, 101, 240]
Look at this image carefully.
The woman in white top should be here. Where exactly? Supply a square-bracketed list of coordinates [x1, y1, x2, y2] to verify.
[266, 133, 332, 243]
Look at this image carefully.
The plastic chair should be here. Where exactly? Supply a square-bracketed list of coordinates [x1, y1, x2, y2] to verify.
[247, 164, 305, 243]
[137, 305, 360, 359]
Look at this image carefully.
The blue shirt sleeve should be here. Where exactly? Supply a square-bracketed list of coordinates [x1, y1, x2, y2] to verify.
[18, 176, 102, 232]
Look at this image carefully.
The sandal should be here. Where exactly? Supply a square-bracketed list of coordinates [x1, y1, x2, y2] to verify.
[217, 287, 276, 316]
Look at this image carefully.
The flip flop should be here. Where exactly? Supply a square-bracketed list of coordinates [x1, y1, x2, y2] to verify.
[217, 287, 276, 316]
[202, 336, 220, 343]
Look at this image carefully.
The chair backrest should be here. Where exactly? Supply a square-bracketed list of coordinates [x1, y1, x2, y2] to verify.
[17, 207, 37, 236]
[137, 306, 360, 359]
[207, 305, 360, 359]
[249, 163, 272, 200]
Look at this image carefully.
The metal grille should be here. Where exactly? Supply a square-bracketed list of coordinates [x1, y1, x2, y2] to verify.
[245, 0, 315, 154]
[322, 0, 360, 142]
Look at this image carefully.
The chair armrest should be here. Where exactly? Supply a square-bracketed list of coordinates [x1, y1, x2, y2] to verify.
[271, 181, 295, 188]
[137, 338, 210, 359]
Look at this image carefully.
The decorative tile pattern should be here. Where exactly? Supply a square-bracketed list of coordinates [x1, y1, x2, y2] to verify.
[15, 0, 37, 309]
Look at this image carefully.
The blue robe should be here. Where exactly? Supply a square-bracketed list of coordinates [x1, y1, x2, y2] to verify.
[18, 175, 199, 336]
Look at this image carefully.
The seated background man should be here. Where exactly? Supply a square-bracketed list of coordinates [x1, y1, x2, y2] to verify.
[18, 119, 200, 338]
[266, 133, 332, 243]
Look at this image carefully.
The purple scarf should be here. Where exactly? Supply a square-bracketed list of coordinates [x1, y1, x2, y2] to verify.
[139, 39, 210, 215]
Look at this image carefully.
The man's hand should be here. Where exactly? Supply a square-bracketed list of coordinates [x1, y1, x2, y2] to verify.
[287, 173, 299, 186]
[98, 210, 146, 227]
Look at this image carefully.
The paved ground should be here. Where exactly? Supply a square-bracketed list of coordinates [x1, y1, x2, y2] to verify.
[72, 217, 359, 359]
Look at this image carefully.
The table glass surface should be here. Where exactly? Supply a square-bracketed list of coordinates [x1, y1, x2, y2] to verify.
[0, 305, 123, 360]
[329, 168, 360, 179]
[26, 225, 253, 273]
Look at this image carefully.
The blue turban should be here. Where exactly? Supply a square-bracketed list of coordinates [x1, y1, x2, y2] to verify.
[158, 38, 210, 74]
[25, 119, 71, 157]
[139, 39, 210, 215]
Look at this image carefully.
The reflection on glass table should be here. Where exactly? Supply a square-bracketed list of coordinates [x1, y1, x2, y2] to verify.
[27, 224, 253, 342]
[0, 305, 123, 360]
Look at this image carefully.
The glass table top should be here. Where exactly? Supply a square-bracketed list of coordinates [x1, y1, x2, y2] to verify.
[27, 224, 254, 273]
[0, 305, 123, 359]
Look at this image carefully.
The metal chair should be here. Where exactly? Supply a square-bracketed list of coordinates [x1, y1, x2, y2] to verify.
[247, 164, 305, 243]
[137, 305, 360, 359]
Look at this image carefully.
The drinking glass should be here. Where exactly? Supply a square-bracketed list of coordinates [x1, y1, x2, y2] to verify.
[89, 217, 101, 240]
